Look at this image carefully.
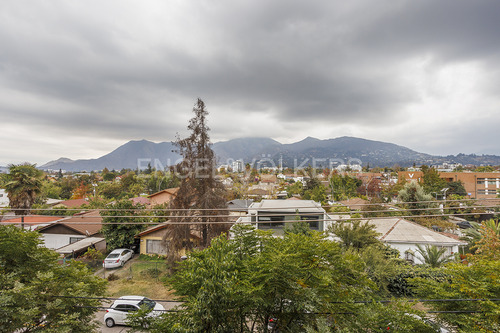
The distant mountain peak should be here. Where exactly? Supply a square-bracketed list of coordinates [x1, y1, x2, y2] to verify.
[299, 136, 320, 142]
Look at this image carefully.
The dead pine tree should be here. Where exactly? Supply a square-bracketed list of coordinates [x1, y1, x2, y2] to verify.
[165, 98, 229, 262]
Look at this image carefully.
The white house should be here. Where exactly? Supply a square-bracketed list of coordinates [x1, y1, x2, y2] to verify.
[236, 199, 335, 236]
[36, 210, 103, 250]
[366, 217, 466, 264]
[0, 189, 9, 207]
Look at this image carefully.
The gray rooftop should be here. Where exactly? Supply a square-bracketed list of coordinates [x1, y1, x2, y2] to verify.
[368, 218, 466, 246]
[55, 237, 105, 254]
[249, 200, 325, 213]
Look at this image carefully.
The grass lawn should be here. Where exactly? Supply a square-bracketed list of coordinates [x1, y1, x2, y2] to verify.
[103, 258, 176, 300]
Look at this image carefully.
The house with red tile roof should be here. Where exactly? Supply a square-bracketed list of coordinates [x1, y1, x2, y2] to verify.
[129, 196, 150, 206]
[52, 198, 89, 209]
[1, 215, 64, 230]
[147, 188, 179, 206]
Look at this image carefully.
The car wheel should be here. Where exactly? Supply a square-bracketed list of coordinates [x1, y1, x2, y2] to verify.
[120, 260, 124, 267]
[105, 318, 115, 328]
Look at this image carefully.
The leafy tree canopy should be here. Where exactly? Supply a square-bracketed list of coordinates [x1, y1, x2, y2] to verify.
[100, 199, 148, 250]
[329, 173, 362, 201]
[0, 226, 106, 332]
[397, 181, 435, 215]
[134, 225, 436, 332]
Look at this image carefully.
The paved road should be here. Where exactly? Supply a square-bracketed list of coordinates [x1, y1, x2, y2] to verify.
[96, 300, 183, 332]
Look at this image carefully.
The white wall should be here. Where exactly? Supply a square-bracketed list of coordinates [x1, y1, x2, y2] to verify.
[0, 189, 9, 207]
[41, 234, 85, 250]
[386, 242, 459, 265]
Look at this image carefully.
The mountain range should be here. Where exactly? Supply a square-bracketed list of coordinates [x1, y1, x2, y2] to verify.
[38, 136, 500, 172]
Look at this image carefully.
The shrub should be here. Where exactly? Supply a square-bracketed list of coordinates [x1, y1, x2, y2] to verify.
[107, 273, 119, 281]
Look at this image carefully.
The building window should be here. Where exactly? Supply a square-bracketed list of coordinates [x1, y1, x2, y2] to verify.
[69, 237, 84, 244]
[146, 239, 168, 254]
[404, 250, 414, 263]
[258, 215, 285, 228]
[478, 189, 497, 195]
[299, 215, 321, 230]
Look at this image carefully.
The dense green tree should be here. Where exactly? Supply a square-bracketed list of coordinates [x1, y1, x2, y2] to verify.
[329, 173, 362, 201]
[475, 165, 496, 172]
[379, 177, 406, 203]
[59, 176, 79, 199]
[100, 199, 148, 250]
[102, 168, 117, 181]
[412, 259, 499, 332]
[302, 183, 327, 204]
[120, 171, 141, 195]
[40, 179, 62, 200]
[98, 181, 123, 200]
[285, 181, 303, 198]
[447, 180, 467, 197]
[397, 181, 435, 215]
[421, 165, 447, 194]
[146, 171, 178, 194]
[135, 225, 435, 332]
[4, 163, 44, 215]
[0, 226, 106, 332]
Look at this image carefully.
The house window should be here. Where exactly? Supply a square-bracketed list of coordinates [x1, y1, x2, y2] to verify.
[146, 239, 168, 255]
[299, 215, 321, 230]
[69, 237, 84, 244]
[258, 215, 285, 228]
[404, 250, 414, 263]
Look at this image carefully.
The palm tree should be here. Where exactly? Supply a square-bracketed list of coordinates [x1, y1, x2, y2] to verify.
[4, 163, 44, 215]
[415, 244, 454, 268]
[462, 220, 500, 254]
[329, 220, 381, 249]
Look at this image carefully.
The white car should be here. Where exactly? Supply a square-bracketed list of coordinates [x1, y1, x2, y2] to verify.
[102, 248, 134, 269]
[104, 295, 165, 327]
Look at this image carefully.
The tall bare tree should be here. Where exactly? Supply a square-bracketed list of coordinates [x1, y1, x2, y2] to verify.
[166, 99, 229, 259]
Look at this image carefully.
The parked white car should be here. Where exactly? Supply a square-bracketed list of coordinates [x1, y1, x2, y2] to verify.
[104, 296, 165, 327]
[102, 248, 134, 269]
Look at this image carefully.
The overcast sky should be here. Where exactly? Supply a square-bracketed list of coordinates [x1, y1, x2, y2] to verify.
[2, 0, 500, 166]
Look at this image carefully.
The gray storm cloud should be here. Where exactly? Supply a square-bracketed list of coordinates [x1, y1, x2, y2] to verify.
[1, 0, 500, 164]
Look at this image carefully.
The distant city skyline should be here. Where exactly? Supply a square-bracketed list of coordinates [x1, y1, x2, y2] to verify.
[2, 1, 500, 165]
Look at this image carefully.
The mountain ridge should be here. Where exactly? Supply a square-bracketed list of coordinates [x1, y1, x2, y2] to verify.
[38, 137, 500, 172]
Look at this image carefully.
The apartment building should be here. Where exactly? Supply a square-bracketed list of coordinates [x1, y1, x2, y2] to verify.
[398, 171, 500, 199]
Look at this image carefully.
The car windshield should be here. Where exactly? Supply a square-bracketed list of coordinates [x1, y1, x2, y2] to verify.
[138, 298, 156, 310]
[106, 253, 120, 259]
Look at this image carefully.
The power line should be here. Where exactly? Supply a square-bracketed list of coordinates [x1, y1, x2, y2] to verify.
[4, 196, 500, 213]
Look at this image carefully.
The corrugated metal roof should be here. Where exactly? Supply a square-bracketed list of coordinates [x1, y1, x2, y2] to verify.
[56, 237, 105, 254]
